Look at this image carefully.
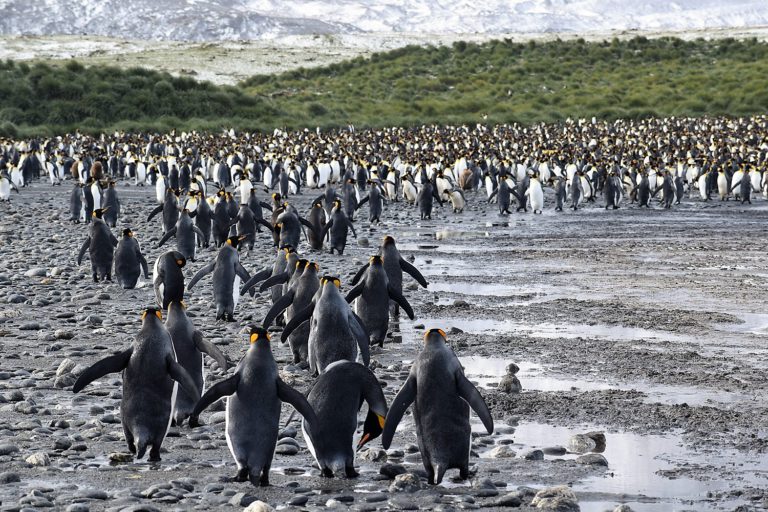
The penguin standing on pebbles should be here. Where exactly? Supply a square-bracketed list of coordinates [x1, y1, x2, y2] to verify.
[321, 199, 357, 255]
[187, 235, 251, 321]
[73, 308, 198, 461]
[153, 251, 187, 309]
[346, 256, 415, 347]
[103, 180, 121, 227]
[305, 361, 388, 478]
[281, 276, 370, 375]
[0, 169, 19, 202]
[165, 301, 228, 426]
[189, 326, 322, 487]
[114, 228, 149, 289]
[383, 329, 494, 485]
[77, 208, 118, 282]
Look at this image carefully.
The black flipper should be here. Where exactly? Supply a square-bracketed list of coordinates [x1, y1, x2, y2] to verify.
[167, 355, 199, 397]
[346, 217, 357, 238]
[320, 219, 333, 241]
[77, 237, 91, 265]
[277, 379, 321, 441]
[187, 261, 215, 290]
[139, 253, 149, 278]
[387, 284, 414, 319]
[147, 204, 163, 222]
[72, 348, 133, 393]
[399, 258, 428, 287]
[239, 267, 272, 295]
[258, 271, 290, 292]
[280, 303, 315, 343]
[457, 374, 494, 434]
[256, 218, 274, 232]
[259, 201, 273, 211]
[351, 312, 370, 367]
[192, 226, 205, 244]
[262, 290, 295, 329]
[381, 375, 417, 449]
[344, 281, 365, 303]
[193, 330, 228, 369]
[356, 195, 369, 209]
[189, 373, 240, 421]
[235, 262, 250, 281]
[157, 227, 177, 247]
[350, 262, 369, 285]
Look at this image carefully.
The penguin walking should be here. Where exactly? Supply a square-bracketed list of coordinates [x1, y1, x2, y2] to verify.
[114, 228, 150, 289]
[569, 173, 584, 211]
[634, 172, 652, 208]
[280, 276, 370, 375]
[103, 181, 121, 228]
[73, 308, 198, 461]
[488, 176, 512, 215]
[306, 201, 327, 251]
[187, 236, 251, 321]
[382, 329, 494, 485]
[157, 209, 205, 262]
[416, 181, 441, 220]
[305, 361, 387, 478]
[717, 170, 729, 201]
[212, 189, 235, 247]
[261, 260, 320, 364]
[357, 181, 385, 223]
[343, 178, 359, 220]
[553, 177, 566, 212]
[369, 235, 428, 317]
[346, 256, 415, 346]
[731, 172, 752, 205]
[154, 251, 187, 309]
[603, 172, 621, 210]
[77, 208, 118, 282]
[236, 204, 257, 250]
[321, 199, 357, 255]
[189, 326, 322, 486]
[82, 178, 95, 223]
[165, 301, 228, 426]
[148, 188, 181, 234]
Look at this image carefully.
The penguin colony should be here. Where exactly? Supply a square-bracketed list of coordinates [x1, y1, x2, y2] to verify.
[2, 115, 767, 487]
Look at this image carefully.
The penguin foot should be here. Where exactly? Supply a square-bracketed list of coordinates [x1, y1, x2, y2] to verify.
[321, 467, 334, 478]
[345, 466, 359, 478]
[233, 468, 249, 482]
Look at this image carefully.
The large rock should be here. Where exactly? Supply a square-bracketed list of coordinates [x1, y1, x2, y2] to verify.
[489, 445, 516, 458]
[567, 434, 596, 454]
[576, 453, 608, 467]
[25, 452, 51, 466]
[531, 486, 580, 511]
[389, 473, 422, 493]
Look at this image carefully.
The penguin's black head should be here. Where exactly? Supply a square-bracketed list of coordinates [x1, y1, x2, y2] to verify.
[321, 275, 341, 288]
[217, 189, 225, 197]
[382, 235, 395, 246]
[249, 325, 270, 344]
[296, 258, 309, 270]
[92, 207, 109, 219]
[142, 307, 163, 321]
[122, 228, 133, 238]
[333, 198, 342, 208]
[357, 409, 387, 452]
[272, 192, 281, 201]
[369, 255, 383, 266]
[424, 328, 447, 343]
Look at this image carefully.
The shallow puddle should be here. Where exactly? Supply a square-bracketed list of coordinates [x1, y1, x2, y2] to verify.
[459, 356, 753, 407]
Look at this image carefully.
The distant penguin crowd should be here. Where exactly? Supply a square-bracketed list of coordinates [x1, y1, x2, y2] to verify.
[3, 115, 768, 486]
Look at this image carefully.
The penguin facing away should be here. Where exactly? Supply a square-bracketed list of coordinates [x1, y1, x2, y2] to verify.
[165, 301, 228, 426]
[382, 328, 494, 485]
[73, 308, 198, 461]
[153, 250, 187, 309]
[77, 208, 119, 282]
[304, 360, 388, 478]
[114, 228, 149, 289]
[189, 326, 322, 486]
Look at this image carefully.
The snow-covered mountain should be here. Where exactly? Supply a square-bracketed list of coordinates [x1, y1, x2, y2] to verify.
[0, 0, 766, 41]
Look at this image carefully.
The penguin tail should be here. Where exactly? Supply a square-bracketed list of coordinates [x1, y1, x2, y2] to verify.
[136, 438, 148, 460]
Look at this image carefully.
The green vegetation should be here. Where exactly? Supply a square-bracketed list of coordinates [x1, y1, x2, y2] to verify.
[2, 37, 768, 136]
[0, 59, 278, 137]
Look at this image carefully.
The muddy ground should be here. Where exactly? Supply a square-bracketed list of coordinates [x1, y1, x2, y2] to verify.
[1, 180, 768, 512]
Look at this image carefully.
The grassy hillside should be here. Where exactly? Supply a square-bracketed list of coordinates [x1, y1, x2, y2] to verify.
[243, 36, 768, 128]
[0, 59, 278, 136]
[2, 36, 768, 136]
